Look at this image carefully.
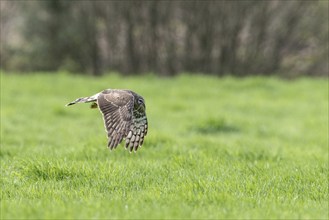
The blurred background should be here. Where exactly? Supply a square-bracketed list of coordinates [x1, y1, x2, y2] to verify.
[1, 0, 328, 77]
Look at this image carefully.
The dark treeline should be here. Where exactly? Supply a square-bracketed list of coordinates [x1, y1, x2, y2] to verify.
[1, 0, 328, 77]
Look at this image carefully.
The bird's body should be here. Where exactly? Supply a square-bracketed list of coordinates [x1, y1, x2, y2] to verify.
[66, 89, 148, 152]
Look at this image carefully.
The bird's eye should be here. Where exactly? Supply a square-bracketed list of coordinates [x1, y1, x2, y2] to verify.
[138, 98, 144, 105]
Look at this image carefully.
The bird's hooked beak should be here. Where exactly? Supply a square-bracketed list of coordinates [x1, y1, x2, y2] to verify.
[139, 104, 145, 111]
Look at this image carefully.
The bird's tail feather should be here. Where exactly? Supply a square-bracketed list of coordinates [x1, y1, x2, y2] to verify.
[66, 93, 99, 106]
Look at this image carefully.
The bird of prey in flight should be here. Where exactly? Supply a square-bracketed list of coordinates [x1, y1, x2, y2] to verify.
[66, 89, 148, 152]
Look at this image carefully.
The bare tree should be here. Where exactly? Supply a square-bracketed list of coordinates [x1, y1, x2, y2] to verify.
[1, 0, 327, 77]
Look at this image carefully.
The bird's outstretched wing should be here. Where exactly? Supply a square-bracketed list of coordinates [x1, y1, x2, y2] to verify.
[97, 90, 147, 152]
[97, 90, 133, 150]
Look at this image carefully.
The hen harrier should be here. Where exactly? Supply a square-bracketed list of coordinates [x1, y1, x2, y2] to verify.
[66, 89, 148, 152]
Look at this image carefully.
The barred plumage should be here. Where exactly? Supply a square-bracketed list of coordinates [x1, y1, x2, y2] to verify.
[66, 89, 148, 152]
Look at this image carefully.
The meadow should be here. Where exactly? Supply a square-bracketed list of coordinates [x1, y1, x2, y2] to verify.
[1, 73, 328, 219]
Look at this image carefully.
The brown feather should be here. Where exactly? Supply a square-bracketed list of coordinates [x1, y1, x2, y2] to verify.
[96, 89, 147, 151]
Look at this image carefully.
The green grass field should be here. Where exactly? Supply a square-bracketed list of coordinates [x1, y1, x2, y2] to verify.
[1, 73, 328, 219]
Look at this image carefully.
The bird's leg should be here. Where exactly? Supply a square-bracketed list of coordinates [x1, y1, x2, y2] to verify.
[90, 102, 98, 109]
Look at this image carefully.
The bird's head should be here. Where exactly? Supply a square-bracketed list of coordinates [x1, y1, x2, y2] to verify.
[136, 96, 146, 112]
